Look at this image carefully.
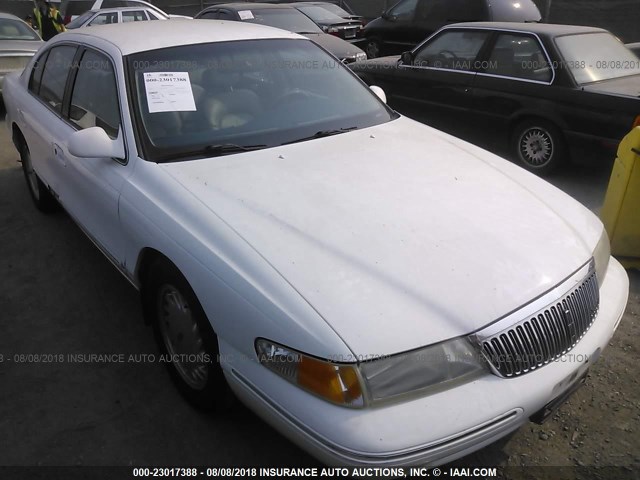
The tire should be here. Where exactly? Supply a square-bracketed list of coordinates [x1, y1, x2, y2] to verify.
[511, 120, 566, 175]
[365, 37, 382, 59]
[143, 259, 233, 410]
[18, 139, 59, 213]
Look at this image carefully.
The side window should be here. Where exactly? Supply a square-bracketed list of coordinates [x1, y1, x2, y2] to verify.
[147, 11, 161, 20]
[38, 45, 77, 114]
[89, 12, 118, 25]
[453, 0, 489, 20]
[415, 0, 449, 24]
[69, 50, 121, 138]
[28, 50, 50, 95]
[388, 0, 419, 21]
[485, 33, 552, 82]
[218, 10, 235, 20]
[122, 10, 147, 22]
[414, 30, 489, 71]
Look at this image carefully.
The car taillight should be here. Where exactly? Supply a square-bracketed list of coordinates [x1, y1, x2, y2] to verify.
[64, 15, 71, 24]
[633, 115, 640, 129]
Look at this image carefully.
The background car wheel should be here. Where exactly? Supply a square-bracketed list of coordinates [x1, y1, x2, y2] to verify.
[143, 259, 233, 411]
[511, 120, 566, 175]
[18, 140, 59, 213]
[365, 37, 382, 58]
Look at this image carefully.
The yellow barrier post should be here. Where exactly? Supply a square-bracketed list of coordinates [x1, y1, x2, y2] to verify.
[601, 126, 640, 269]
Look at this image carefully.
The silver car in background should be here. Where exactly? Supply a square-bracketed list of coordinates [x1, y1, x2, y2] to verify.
[0, 12, 43, 92]
[65, 6, 169, 29]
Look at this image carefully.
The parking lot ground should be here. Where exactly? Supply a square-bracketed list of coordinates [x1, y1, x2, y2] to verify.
[0, 108, 638, 469]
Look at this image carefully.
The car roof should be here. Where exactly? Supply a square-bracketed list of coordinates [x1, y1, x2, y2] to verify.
[58, 18, 302, 55]
[208, 3, 293, 10]
[448, 22, 608, 37]
[0, 12, 25, 21]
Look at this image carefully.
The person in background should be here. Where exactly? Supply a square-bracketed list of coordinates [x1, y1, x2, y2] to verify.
[24, 14, 37, 29]
[33, 0, 65, 40]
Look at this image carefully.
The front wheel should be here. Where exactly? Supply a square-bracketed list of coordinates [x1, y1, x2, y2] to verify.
[365, 37, 382, 59]
[511, 120, 566, 175]
[143, 259, 232, 410]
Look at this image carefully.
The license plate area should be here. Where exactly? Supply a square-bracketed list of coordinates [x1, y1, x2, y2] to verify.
[530, 370, 588, 424]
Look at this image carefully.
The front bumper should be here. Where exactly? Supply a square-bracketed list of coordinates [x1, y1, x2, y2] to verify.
[220, 257, 629, 466]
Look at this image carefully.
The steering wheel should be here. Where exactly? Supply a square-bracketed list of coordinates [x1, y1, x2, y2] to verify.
[438, 49, 460, 61]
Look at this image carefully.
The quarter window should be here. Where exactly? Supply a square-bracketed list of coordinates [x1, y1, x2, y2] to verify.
[414, 30, 489, 71]
[485, 33, 552, 82]
[38, 45, 77, 114]
[69, 50, 121, 138]
[28, 50, 50, 95]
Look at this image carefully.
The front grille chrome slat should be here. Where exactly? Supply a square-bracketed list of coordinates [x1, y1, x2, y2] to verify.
[479, 266, 600, 378]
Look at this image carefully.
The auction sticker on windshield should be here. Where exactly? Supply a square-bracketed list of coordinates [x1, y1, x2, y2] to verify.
[143, 72, 196, 113]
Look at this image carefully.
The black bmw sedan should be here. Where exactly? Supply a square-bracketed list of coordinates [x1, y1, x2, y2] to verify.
[351, 22, 640, 174]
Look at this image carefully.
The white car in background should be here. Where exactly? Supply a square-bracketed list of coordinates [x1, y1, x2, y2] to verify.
[58, 0, 191, 23]
[2, 20, 629, 466]
[65, 6, 169, 28]
[0, 13, 43, 92]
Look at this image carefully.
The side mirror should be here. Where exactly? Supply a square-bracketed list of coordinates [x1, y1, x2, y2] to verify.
[400, 51, 413, 65]
[67, 127, 125, 159]
[370, 85, 387, 104]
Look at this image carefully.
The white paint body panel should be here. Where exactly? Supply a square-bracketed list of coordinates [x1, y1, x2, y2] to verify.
[3, 21, 629, 466]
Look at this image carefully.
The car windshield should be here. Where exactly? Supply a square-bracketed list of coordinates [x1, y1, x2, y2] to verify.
[238, 9, 322, 34]
[127, 39, 395, 162]
[314, 3, 351, 18]
[0, 18, 40, 40]
[555, 32, 640, 84]
[65, 10, 95, 28]
[296, 5, 346, 23]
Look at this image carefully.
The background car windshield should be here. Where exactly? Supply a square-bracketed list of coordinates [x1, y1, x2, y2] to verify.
[65, 10, 96, 28]
[0, 19, 40, 40]
[555, 32, 640, 84]
[315, 3, 351, 17]
[127, 39, 395, 161]
[296, 5, 346, 23]
[239, 9, 322, 33]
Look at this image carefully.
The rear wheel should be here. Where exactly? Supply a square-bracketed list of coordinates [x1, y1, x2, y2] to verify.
[143, 259, 232, 410]
[18, 139, 59, 213]
[511, 120, 566, 175]
[365, 37, 382, 58]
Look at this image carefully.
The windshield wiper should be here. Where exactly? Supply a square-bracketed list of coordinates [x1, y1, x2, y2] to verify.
[283, 127, 357, 145]
[157, 143, 267, 162]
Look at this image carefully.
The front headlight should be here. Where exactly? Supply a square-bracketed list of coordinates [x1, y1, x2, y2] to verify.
[359, 338, 486, 405]
[593, 228, 611, 288]
[256, 339, 364, 408]
[355, 52, 367, 62]
[256, 337, 486, 408]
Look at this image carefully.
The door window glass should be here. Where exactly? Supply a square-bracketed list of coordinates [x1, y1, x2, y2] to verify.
[486, 33, 552, 82]
[69, 50, 121, 138]
[414, 30, 489, 70]
[388, 0, 419, 21]
[89, 12, 118, 25]
[38, 45, 77, 113]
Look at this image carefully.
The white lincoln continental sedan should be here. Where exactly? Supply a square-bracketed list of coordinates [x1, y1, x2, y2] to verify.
[2, 20, 629, 466]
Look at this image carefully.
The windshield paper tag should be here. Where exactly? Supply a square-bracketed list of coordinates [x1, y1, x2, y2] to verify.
[144, 72, 196, 113]
[238, 10, 254, 20]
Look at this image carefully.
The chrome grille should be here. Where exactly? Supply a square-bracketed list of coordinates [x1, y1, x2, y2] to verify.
[480, 267, 599, 378]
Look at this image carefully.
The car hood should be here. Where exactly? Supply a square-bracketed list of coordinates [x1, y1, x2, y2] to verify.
[160, 118, 600, 357]
[0, 39, 44, 54]
[582, 74, 640, 97]
[302, 32, 364, 58]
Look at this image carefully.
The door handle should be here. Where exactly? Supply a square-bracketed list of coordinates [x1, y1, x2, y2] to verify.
[53, 143, 66, 166]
